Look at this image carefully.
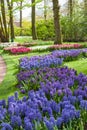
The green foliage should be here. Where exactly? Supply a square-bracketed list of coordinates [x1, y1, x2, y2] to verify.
[14, 20, 32, 36]
[14, 26, 31, 36]
[36, 19, 55, 40]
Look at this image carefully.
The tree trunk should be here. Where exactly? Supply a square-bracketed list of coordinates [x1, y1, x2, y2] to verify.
[0, 0, 9, 42]
[7, 0, 14, 42]
[68, 0, 73, 41]
[44, 0, 47, 21]
[52, 0, 62, 44]
[31, 0, 37, 40]
[20, 1, 23, 36]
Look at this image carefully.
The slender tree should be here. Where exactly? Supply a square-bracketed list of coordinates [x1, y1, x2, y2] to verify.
[82, 0, 87, 40]
[31, 0, 37, 40]
[7, 0, 14, 42]
[44, 0, 47, 21]
[20, 0, 23, 35]
[68, 0, 74, 41]
[0, 0, 9, 42]
[52, 0, 62, 44]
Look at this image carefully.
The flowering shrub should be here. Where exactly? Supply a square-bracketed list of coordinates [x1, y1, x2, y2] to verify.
[4, 46, 31, 54]
[49, 44, 84, 50]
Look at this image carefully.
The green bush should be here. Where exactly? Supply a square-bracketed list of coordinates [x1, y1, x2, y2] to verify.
[36, 19, 55, 40]
[14, 27, 31, 36]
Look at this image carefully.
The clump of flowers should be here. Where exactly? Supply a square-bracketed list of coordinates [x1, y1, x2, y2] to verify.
[49, 44, 84, 50]
[19, 55, 63, 70]
[10, 47, 31, 54]
[4, 46, 31, 54]
[0, 90, 81, 130]
[51, 49, 82, 61]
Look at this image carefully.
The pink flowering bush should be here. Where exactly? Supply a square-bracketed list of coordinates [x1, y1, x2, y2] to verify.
[49, 44, 84, 50]
[10, 47, 31, 54]
[4, 46, 31, 54]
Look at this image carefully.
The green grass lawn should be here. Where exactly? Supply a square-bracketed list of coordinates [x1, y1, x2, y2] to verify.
[0, 51, 50, 99]
[65, 58, 87, 75]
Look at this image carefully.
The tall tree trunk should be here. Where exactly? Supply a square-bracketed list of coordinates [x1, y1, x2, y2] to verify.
[20, 1, 22, 36]
[0, 0, 9, 42]
[0, 15, 4, 35]
[68, 0, 73, 41]
[52, 0, 62, 44]
[31, 0, 37, 40]
[83, 0, 87, 40]
[44, 0, 47, 21]
[7, 0, 14, 42]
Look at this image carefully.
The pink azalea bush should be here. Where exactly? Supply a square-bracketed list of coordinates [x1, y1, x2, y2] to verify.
[49, 44, 84, 50]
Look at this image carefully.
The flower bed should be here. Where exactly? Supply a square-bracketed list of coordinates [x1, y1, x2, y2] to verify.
[19, 55, 63, 70]
[19, 49, 83, 70]
[1, 67, 87, 129]
[51, 49, 82, 61]
[1, 48, 87, 129]
[4, 46, 31, 54]
[49, 43, 84, 50]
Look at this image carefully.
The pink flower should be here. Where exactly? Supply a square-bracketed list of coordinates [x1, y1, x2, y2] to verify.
[10, 47, 31, 54]
[49, 44, 83, 50]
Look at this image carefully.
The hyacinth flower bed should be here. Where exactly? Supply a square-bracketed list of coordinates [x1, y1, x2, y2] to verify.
[1, 49, 87, 129]
[49, 44, 84, 51]
[19, 48, 87, 69]
[3, 47, 31, 54]
[51, 49, 87, 62]
[19, 55, 63, 70]
[1, 67, 87, 129]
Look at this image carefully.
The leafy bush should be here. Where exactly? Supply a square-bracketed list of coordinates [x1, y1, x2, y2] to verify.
[14, 27, 31, 36]
[36, 19, 55, 40]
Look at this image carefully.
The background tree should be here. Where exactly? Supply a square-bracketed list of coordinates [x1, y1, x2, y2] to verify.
[19, 0, 23, 35]
[0, 0, 9, 42]
[31, 0, 37, 40]
[67, 0, 73, 41]
[7, 0, 14, 42]
[44, 0, 47, 21]
[82, 0, 87, 40]
[52, 0, 62, 44]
